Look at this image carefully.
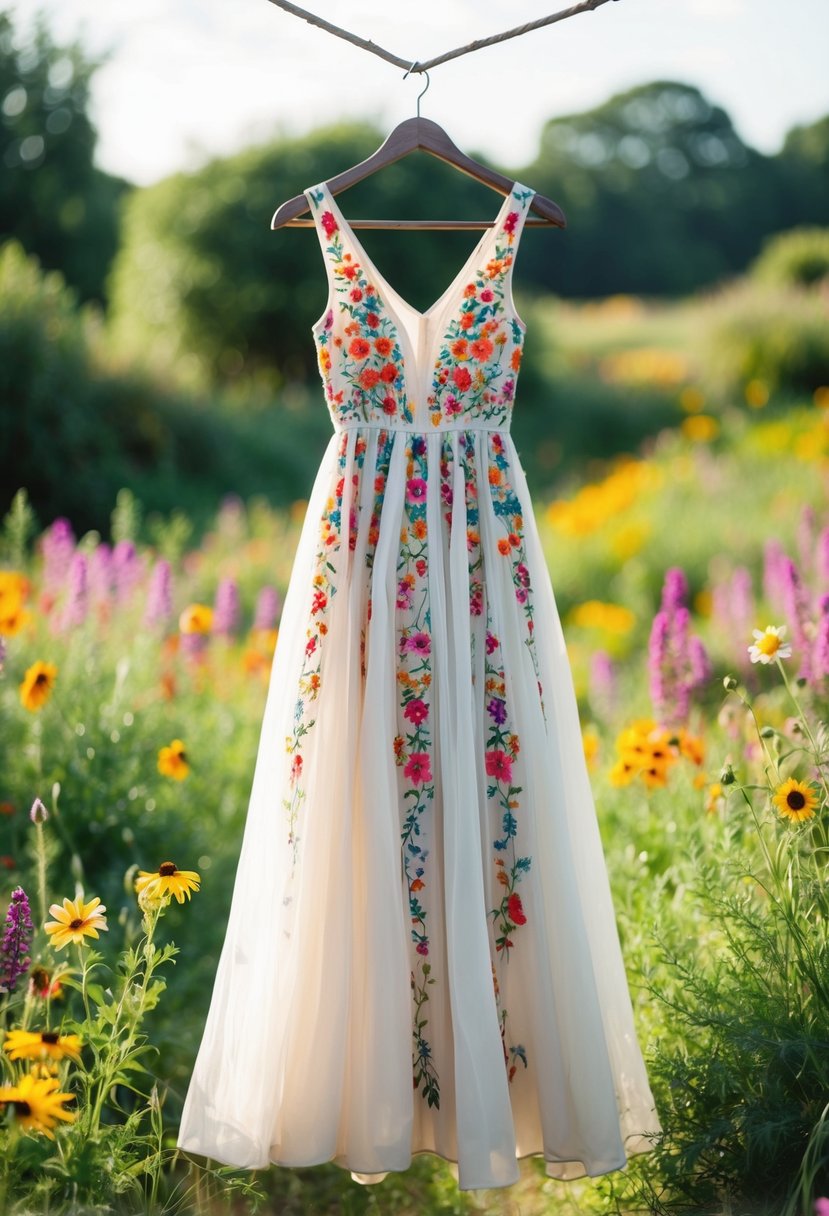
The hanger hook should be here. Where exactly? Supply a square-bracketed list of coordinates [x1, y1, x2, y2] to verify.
[403, 61, 430, 118]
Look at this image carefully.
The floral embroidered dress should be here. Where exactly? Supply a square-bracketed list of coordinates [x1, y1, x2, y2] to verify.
[177, 181, 660, 1190]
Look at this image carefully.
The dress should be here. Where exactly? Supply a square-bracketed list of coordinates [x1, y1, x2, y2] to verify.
[176, 179, 661, 1190]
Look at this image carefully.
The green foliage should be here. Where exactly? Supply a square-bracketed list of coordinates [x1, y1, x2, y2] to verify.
[0, 11, 129, 303]
[700, 278, 829, 397]
[751, 226, 829, 289]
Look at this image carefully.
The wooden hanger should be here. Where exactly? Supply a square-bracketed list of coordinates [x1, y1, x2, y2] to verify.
[270, 115, 566, 232]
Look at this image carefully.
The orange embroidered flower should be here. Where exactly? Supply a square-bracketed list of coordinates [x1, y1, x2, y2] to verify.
[459, 312, 475, 330]
[508, 531, 520, 548]
[349, 338, 371, 359]
[463, 282, 477, 297]
[511, 348, 523, 371]
[359, 367, 381, 389]
[488, 466, 502, 485]
[497, 538, 511, 555]
[470, 337, 494, 361]
[380, 363, 397, 383]
[451, 338, 469, 359]
[485, 259, 504, 278]
[375, 336, 393, 356]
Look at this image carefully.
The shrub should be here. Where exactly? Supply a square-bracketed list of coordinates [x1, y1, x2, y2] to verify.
[751, 226, 829, 290]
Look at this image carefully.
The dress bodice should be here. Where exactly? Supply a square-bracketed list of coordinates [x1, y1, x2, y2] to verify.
[304, 180, 536, 433]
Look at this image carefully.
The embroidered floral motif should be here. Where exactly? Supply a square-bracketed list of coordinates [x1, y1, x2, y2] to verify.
[393, 434, 439, 1108]
[487, 432, 545, 719]
[306, 188, 414, 428]
[427, 187, 532, 429]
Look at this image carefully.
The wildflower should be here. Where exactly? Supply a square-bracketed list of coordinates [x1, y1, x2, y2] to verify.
[39, 519, 76, 593]
[253, 585, 281, 632]
[144, 559, 173, 627]
[748, 625, 792, 665]
[813, 594, 829, 682]
[157, 739, 189, 780]
[59, 551, 88, 630]
[44, 896, 107, 950]
[19, 660, 58, 712]
[4, 1029, 82, 1064]
[0, 1072, 76, 1137]
[0, 571, 30, 635]
[179, 603, 213, 634]
[112, 540, 142, 603]
[28, 967, 63, 1000]
[705, 782, 725, 814]
[88, 543, 113, 605]
[212, 578, 241, 636]
[772, 778, 818, 823]
[29, 797, 48, 824]
[135, 862, 201, 905]
[0, 887, 34, 994]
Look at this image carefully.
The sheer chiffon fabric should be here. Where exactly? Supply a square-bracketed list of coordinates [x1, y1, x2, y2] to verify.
[177, 181, 660, 1190]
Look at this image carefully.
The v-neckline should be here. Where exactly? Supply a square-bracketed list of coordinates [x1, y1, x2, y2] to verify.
[317, 181, 519, 324]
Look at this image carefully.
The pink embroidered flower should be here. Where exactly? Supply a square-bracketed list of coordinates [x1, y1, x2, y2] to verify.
[404, 632, 431, 656]
[406, 477, 427, 504]
[404, 752, 432, 784]
[480, 288, 494, 303]
[320, 210, 338, 238]
[323, 309, 333, 331]
[486, 631, 498, 655]
[404, 698, 429, 726]
[415, 940, 429, 956]
[444, 396, 462, 415]
[507, 892, 527, 925]
[485, 749, 513, 783]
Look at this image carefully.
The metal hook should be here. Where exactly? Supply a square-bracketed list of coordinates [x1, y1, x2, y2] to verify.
[403, 62, 430, 118]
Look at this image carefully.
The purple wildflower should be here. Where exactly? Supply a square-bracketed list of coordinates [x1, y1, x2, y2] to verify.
[144, 559, 173, 628]
[660, 567, 689, 615]
[253, 585, 280, 632]
[112, 540, 142, 604]
[588, 649, 616, 721]
[40, 518, 76, 593]
[648, 611, 671, 722]
[213, 578, 241, 636]
[818, 528, 829, 591]
[88, 543, 113, 604]
[814, 595, 829, 682]
[689, 636, 712, 686]
[649, 568, 708, 726]
[60, 551, 89, 630]
[762, 539, 788, 613]
[0, 886, 34, 994]
[779, 556, 812, 681]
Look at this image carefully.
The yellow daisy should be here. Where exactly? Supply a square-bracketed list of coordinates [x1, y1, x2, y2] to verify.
[44, 895, 108, 950]
[0, 1072, 76, 1138]
[772, 778, 819, 823]
[157, 739, 190, 780]
[19, 660, 58, 712]
[179, 604, 213, 634]
[4, 1029, 82, 1064]
[135, 862, 201, 905]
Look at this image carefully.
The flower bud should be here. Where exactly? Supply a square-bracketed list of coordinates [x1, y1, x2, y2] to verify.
[29, 797, 48, 824]
[722, 675, 738, 691]
[760, 726, 775, 739]
[720, 765, 736, 785]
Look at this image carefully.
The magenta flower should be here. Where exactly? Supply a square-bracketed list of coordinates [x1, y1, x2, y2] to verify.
[405, 477, 428, 505]
[779, 556, 812, 680]
[40, 519, 75, 592]
[814, 595, 829, 682]
[88, 543, 113, 605]
[403, 632, 431, 656]
[0, 886, 33, 994]
[112, 540, 142, 604]
[403, 698, 429, 726]
[60, 551, 88, 630]
[404, 752, 432, 785]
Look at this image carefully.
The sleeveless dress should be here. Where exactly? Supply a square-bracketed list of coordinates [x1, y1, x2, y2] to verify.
[176, 180, 661, 1190]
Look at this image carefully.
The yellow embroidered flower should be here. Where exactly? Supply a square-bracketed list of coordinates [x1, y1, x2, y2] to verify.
[178, 604, 213, 634]
[19, 660, 57, 711]
[748, 625, 792, 665]
[44, 896, 108, 951]
[0, 1072, 76, 1138]
[157, 739, 189, 780]
[135, 862, 201, 905]
[772, 778, 818, 823]
[4, 1029, 82, 1064]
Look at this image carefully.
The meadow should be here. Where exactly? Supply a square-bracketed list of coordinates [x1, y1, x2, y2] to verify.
[1, 278, 828, 1216]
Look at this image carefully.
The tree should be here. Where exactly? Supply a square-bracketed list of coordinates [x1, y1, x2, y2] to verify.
[0, 11, 129, 302]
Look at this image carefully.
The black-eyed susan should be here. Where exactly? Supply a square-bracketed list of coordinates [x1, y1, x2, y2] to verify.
[157, 739, 189, 780]
[748, 625, 792, 665]
[44, 895, 107, 951]
[0, 1072, 76, 1137]
[4, 1028, 82, 1064]
[135, 862, 200, 905]
[19, 660, 58, 711]
[772, 778, 819, 823]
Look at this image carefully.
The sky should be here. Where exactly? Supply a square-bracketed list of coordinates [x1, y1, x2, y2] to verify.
[10, 0, 829, 187]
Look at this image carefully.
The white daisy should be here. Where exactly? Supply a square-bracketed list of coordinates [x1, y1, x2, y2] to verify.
[748, 624, 792, 665]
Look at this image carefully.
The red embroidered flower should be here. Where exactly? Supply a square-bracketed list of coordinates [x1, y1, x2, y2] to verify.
[380, 362, 398, 383]
[350, 287, 363, 302]
[452, 366, 472, 392]
[321, 210, 338, 238]
[375, 336, 393, 356]
[470, 337, 494, 362]
[311, 590, 327, 614]
[403, 698, 429, 726]
[349, 337, 371, 359]
[366, 312, 380, 329]
[480, 287, 494, 303]
[415, 940, 429, 956]
[382, 395, 397, 414]
[504, 210, 519, 235]
[485, 749, 513, 783]
[404, 752, 432, 785]
[290, 754, 303, 783]
[507, 892, 527, 925]
[359, 368, 381, 389]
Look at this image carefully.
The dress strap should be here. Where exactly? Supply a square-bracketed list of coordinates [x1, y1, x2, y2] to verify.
[494, 182, 536, 284]
[303, 182, 345, 277]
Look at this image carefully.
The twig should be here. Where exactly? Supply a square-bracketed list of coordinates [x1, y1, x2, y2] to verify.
[265, 0, 621, 74]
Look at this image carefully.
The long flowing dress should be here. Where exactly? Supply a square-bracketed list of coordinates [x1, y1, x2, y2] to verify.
[176, 178, 661, 1190]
